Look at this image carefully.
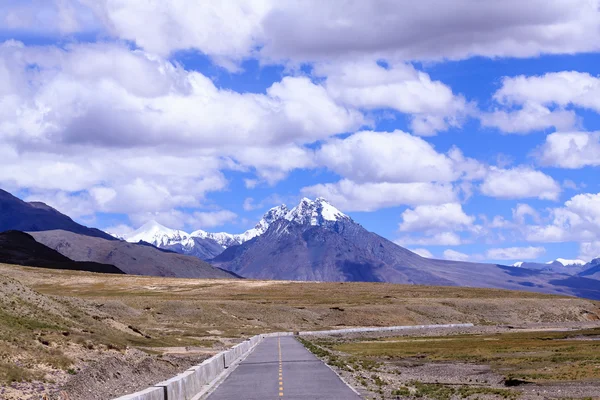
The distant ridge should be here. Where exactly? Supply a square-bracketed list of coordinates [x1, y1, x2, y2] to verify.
[0, 230, 124, 274]
[31, 230, 238, 279]
[0, 189, 114, 240]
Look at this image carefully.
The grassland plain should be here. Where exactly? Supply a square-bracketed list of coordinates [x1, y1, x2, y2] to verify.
[298, 328, 600, 399]
[0, 263, 599, 399]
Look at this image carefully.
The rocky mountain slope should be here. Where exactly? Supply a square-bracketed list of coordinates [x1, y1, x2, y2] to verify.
[0, 231, 124, 274]
[0, 189, 114, 240]
[212, 198, 600, 299]
[120, 206, 289, 259]
[579, 258, 600, 280]
[30, 230, 237, 279]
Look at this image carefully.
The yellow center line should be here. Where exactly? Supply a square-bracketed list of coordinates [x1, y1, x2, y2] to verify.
[278, 337, 284, 398]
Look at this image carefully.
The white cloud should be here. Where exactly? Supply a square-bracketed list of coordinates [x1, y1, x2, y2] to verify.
[260, 1, 600, 63]
[0, 41, 362, 151]
[523, 192, 600, 243]
[481, 102, 578, 134]
[81, 0, 271, 69]
[317, 131, 454, 183]
[512, 203, 540, 224]
[483, 71, 600, 134]
[494, 71, 600, 112]
[8, 1, 600, 66]
[315, 130, 486, 187]
[443, 249, 470, 262]
[301, 180, 456, 212]
[0, 40, 368, 222]
[315, 60, 471, 135]
[399, 203, 475, 233]
[480, 167, 561, 200]
[396, 232, 463, 246]
[191, 210, 237, 229]
[486, 246, 546, 260]
[103, 224, 134, 238]
[579, 242, 600, 262]
[536, 132, 600, 168]
[411, 248, 433, 258]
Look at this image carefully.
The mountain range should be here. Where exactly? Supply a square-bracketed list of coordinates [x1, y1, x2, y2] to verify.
[1, 187, 599, 299]
[117, 204, 290, 259]
[0, 188, 237, 279]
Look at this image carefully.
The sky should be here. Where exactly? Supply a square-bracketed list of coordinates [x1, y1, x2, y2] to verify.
[1, 0, 600, 264]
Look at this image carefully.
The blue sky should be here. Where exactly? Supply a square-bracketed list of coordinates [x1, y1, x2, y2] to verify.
[2, 0, 600, 264]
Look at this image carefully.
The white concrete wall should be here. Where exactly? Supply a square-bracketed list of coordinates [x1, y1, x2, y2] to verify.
[113, 335, 262, 400]
[298, 323, 474, 336]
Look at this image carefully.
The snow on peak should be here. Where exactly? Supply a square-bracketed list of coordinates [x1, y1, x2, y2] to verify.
[554, 258, 586, 266]
[512, 262, 524, 268]
[285, 197, 348, 226]
[124, 220, 192, 247]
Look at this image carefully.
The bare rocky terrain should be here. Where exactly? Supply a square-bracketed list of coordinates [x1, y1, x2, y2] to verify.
[30, 230, 236, 279]
[0, 263, 599, 399]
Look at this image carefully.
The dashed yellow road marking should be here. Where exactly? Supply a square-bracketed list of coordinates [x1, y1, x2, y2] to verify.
[278, 337, 283, 398]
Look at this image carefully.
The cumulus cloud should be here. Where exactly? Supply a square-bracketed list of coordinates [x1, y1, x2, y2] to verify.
[260, 0, 600, 63]
[399, 203, 475, 233]
[535, 132, 600, 168]
[301, 180, 457, 212]
[579, 241, 600, 262]
[486, 246, 546, 260]
[493, 71, 600, 111]
[443, 249, 470, 262]
[481, 102, 578, 134]
[483, 71, 600, 134]
[480, 167, 561, 200]
[7, 1, 600, 66]
[395, 232, 464, 246]
[411, 248, 434, 258]
[315, 60, 471, 135]
[0, 40, 367, 223]
[512, 203, 540, 224]
[523, 192, 600, 243]
[190, 210, 237, 228]
[315, 130, 486, 187]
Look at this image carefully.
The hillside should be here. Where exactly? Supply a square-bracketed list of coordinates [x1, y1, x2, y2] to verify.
[0, 263, 598, 399]
[29, 230, 237, 279]
[0, 231, 124, 274]
[0, 189, 114, 240]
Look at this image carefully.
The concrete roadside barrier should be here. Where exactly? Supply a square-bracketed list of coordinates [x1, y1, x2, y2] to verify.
[113, 335, 263, 400]
[298, 323, 474, 336]
[113, 387, 165, 400]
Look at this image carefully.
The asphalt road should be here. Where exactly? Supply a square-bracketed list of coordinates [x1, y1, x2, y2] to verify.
[206, 336, 362, 399]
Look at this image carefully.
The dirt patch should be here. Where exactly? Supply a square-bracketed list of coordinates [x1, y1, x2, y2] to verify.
[58, 349, 207, 400]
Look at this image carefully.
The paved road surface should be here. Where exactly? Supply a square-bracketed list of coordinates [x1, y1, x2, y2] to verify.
[206, 336, 361, 399]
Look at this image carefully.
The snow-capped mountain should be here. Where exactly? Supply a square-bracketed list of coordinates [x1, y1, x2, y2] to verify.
[118, 199, 348, 260]
[210, 198, 600, 300]
[190, 204, 290, 247]
[119, 203, 298, 259]
[512, 258, 589, 275]
[552, 258, 586, 267]
[125, 220, 194, 248]
[283, 197, 349, 226]
[513, 258, 586, 268]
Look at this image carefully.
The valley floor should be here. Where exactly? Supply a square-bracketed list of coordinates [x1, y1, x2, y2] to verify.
[298, 325, 600, 399]
[0, 263, 599, 399]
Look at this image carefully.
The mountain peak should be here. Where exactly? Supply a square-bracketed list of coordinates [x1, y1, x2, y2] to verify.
[125, 220, 191, 247]
[284, 197, 348, 226]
